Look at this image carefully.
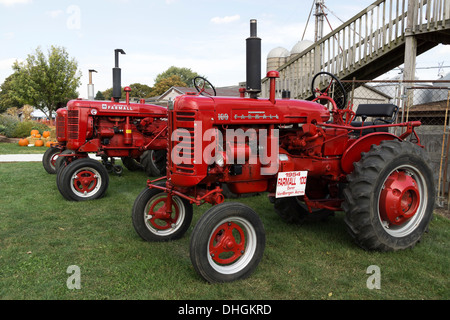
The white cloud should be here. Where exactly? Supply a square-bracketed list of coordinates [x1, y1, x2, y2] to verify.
[0, 0, 32, 6]
[211, 14, 240, 25]
[46, 9, 64, 19]
[3, 32, 15, 40]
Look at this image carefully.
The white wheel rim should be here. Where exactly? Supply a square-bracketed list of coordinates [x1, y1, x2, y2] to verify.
[207, 216, 257, 275]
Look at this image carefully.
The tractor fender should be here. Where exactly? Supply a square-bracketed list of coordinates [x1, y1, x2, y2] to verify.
[341, 132, 401, 174]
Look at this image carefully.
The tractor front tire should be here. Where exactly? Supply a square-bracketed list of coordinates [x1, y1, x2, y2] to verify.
[132, 182, 193, 242]
[58, 158, 109, 201]
[190, 202, 266, 283]
[343, 140, 435, 251]
[43, 147, 62, 174]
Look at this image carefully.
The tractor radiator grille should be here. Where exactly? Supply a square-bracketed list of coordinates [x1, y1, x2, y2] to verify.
[68, 110, 79, 140]
[172, 111, 196, 174]
[56, 114, 66, 141]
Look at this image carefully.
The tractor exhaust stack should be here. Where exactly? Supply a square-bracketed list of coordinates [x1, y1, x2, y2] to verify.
[246, 19, 261, 99]
[112, 49, 126, 102]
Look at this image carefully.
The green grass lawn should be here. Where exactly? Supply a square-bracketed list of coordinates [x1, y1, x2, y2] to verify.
[0, 142, 49, 154]
[0, 146, 448, 300]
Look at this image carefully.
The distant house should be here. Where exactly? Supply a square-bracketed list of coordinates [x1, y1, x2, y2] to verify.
[147, 85, 243, 106]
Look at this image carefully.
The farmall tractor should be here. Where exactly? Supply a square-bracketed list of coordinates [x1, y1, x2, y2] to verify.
[45, 49, 168, 201]
[131, 20, 435, 283]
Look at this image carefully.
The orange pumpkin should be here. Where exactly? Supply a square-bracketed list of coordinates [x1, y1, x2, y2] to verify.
[30, 129, 39, 136]
[18, 138, 29, 146]
[42, 131, 50, 138]
[45, 141, 55, 148]
[35, 133, 41, 138]
[34, 140, 44, 147]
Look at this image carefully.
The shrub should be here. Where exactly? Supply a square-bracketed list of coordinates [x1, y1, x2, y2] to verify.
[12, 121, 51, 138]
[0, 114, 19, 138]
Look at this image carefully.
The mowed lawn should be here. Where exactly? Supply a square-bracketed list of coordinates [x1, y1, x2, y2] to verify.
[0, 145, 448, 300]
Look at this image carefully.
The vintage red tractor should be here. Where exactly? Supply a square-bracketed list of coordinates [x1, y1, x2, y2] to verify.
[131, 20, 435, 283]
[45, 49, 168, 201]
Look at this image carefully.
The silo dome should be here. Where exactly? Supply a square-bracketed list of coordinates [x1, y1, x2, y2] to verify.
[267, 47, 290, 59]
[266, 47, 290, 73]
[290, 40, 314, 55]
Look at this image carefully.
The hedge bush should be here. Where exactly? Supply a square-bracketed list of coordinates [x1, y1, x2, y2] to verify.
[0, 115, 51, 138]
[0, 115, 19, 138]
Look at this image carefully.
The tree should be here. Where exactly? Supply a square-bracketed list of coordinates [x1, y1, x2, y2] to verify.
[150, 75, 187, 97]
[10, 46, 81, 123]
[101, 83, 153, 101]
[129, 83, 153, 98]
[0, 73, 22, 113]
[154, 66, 203, 88]
[94, 91, 105, 100]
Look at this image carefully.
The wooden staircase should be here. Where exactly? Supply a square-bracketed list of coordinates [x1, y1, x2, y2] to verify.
[261, 0, 450, 99]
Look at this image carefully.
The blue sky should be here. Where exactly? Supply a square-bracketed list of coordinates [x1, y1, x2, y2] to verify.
[1, 0, 449, 99]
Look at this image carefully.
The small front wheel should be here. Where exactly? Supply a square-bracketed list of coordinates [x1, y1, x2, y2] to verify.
[132, 183, 193, 241]
[190, 202, 266, 283]
[58, 158, 109, 201]
[43, 147, 63, 174]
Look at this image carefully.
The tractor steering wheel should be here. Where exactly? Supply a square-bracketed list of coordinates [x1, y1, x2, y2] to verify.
[311, 72, 347, 110]
[193, 77, 217, 97]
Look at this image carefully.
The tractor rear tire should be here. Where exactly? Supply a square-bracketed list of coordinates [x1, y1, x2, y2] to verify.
[132, 182, 193, 242]
[342, 140, 435, 251]
[274, 196, 333, 224]
[121, 157, 143, 172]
[58, 158, 109, 201]
[140, 150, 167, 177]
[190, 202, 266, 283]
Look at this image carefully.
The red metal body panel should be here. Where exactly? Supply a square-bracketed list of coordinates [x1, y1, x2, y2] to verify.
[59, 98, 168, 158]
[157, 86, 421, 211]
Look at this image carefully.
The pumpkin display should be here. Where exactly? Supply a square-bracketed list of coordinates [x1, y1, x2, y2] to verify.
[34, 139, 44, 147]
[30, 130, 39, 136]
[18, 138, 29, 146]
[35, 133, 41, 138]
[42, 131, 50, 138]
[45, 141, 56, 148]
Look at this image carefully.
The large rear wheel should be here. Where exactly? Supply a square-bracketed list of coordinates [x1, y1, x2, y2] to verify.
[190, 202, 265, 283]
[343, 140, 435, 251]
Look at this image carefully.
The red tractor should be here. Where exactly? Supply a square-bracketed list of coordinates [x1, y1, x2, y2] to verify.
[131, 20, 435, 283]
[45, 49, 168, 201]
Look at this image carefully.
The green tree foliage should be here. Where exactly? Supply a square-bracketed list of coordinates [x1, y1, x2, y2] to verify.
[0, 74, 22, 113]
[94, 91, 105, 100]
[150, 75, 187, 97]
[154, 66, 203, 87]
[101, 83, 153, 101]
[10, 46, 81, 121]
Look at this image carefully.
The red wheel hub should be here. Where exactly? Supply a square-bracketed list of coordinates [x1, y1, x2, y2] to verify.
[379, 171, 420, 225]
[209, 222, 245, 265]
[147, 197, 179, 230]
[73, 170, 98, 194]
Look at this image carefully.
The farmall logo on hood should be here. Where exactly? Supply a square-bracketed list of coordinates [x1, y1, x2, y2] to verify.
[101, 104, 134, 111]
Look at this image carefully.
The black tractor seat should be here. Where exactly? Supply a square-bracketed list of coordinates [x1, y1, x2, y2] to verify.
[351, 103, 399, 136]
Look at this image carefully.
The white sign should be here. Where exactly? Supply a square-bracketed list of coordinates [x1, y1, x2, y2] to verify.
[275, 171, 308, 198]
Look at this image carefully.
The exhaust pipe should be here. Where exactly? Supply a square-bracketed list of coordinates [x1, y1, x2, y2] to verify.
[112, 49, 126, 102]
[87, 69, 97, 100]
[246, 19, 261, 99]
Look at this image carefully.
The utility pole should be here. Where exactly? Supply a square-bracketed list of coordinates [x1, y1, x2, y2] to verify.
[314, 0, 326, 42]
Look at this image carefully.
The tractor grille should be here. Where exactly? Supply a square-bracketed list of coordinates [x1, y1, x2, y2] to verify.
[56, 113, 66, 141]
[68, 109, 79, 140]
[171, 111, 196, 175]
